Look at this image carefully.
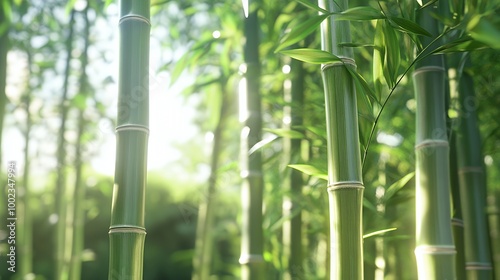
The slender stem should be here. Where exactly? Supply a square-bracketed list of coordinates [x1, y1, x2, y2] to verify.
[69, 4, 90, 279]
[108, 1, 150, 279]
[318, 0, 364, 278]
[239, 2, 265, 279]
[55, 10, 76, 280]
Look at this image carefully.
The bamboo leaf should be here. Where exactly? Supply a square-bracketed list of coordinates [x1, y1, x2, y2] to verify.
[433, 36, 489, 53]
[335, 6, 385, 21]
[363, 228, 397, 239]
[295, 0, 329, 14]
[382, 172, 415, 203]
[373, 20, 385, 99]
[280, 48, 341, 64]
[347, 66, 378, 117]
[264, 128, 305, 139]
[389, 17, 432, 36]
[288, 164, 328, 180]
[249, 135, 279, 155]
[383, 20, 400, 88]
[276, 14, 330, 52]
[467, 15, 500, 49]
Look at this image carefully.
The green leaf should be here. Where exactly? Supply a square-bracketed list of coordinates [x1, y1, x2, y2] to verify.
[264, 128, 305, 139]
[295, 0, 329, 14]
[382, 172, 415, 203]
[467, 15, 500, 49]
[433, 37, 488, 53]
[389, 17, 432, 36]
[346, 66, 377, 120]
[249, 135, 279, 155]
[335, 6, 384, 21]
[276, 14, 329, 52]
[280, 48, 341, 64]
[383, 20, 400, 88]
[363, 228, 397, 239]
[288, 164, 328, 180]
[373, 20, 385, 99]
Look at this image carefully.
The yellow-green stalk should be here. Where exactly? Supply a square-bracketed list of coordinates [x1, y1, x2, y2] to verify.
[318, 0, 364, 278]
[108, 0, 150, 279]
[413, 1, 456, 278]
[239, 2, 265, 279]
[456, 56, 493, 279]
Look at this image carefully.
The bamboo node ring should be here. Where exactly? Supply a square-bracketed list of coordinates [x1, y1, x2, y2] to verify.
[328, 181, 364, 190]
[322, 57, 357, 71]
[465, 262, 493, 270]
[109, 225, 146, 234]
[414, 245, 456, 255]
[412, 66, 445, 76]
[414, 139, 448, 149]
[116, 124, 150, 134]
[119, 14, 151, 26]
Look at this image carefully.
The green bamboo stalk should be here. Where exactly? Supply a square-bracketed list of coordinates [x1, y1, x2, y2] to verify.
[488, 189, 500, 280]
[449, 132, 467, 280]
[456, 56, 493, 280]
[446, 55, 466, 280]
[192, 81, 229, 280]
[18, 51, 33, 279]
[282, 58, 304, 280]
[239, 2, 265, 279]
[0, 4, 8, 168]
[69, 4, 90, 279]
[55, 9, 76, 280]
[108, 0, 150, 279]
[318, 0, 364, 278]
[413, 2, 456, 278]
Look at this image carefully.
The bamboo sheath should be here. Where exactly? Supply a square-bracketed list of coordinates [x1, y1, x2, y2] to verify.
[108, 1, 150, 279]
[318, 0, 364, 278]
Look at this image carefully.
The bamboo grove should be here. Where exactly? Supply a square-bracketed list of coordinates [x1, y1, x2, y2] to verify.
[0, 0, 499, 279]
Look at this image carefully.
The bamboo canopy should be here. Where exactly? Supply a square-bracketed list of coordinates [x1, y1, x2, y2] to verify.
[108, 0, 151, 279]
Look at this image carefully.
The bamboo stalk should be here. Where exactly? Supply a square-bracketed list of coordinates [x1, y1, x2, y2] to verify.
[282, 58, 304, 280]
[69, 4, 90, 279]
[239, 2, 265, 279]
[19, 51, 33, 279]
[318, 0, 364, 278]
[413, 2, 456, 278]
[447, 54, 466, 280]
[0, 6, 8, 167]
[55, 10, 76, 280]
[108, 1, 150, 279]
[456, 56, 493, 279]
[192, 81, 229, 280]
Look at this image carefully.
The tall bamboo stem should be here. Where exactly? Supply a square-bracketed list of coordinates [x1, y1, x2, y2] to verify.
[413, 2, 456, 278]
[108, 0, 150, 279]
[318, 0, 364, 278]
[282, 58, 304, 280]
[0, 6, 8, 168]
[55, 10, 76, 280]
[69, 4, 90, 279]
[18, 52, 33, 279]
[192, 80, 229, 280]
[239, 2, 265, 279]
[456, 56, 493, 279]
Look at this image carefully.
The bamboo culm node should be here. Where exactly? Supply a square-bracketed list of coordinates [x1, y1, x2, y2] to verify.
[327, 181, 364, 191]
[119, 14, 151, 25]
[321, 57, 356, 72]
